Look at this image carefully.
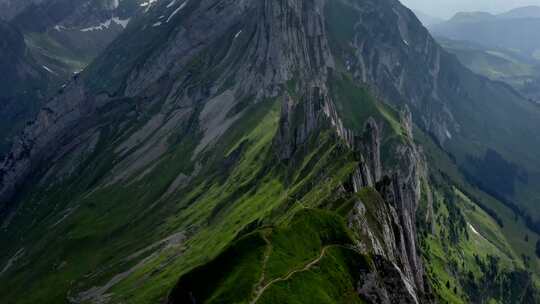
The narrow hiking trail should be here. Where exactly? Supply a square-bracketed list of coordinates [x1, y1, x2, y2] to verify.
[250, 245, 333, 304]
[253, 234, 273, 293]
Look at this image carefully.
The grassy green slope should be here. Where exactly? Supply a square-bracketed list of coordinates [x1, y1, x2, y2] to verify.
[169, 209, 368, 304]
[415, 126, 540, 303]
[415, 127, 540, 275]
[422, 183, 538, 303]
[0, 84, 361, 303]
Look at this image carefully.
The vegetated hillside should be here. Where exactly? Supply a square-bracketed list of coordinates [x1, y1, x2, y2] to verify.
[0, 0, 539, 303]
[437, 37, 540, 103]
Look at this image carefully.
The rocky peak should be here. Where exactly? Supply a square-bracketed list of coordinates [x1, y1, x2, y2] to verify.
[348, 113, 430, 299]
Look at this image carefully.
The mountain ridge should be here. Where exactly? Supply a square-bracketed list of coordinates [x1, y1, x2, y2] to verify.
[0, 0, 539, 303]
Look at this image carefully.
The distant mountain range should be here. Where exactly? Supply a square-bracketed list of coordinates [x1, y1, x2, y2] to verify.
[499, 6, 540, 19]
[429, 6, 540, 59]
[437, 36, 540, 104]
[412, 10, 444, 26]
[426, 6, 540, 104]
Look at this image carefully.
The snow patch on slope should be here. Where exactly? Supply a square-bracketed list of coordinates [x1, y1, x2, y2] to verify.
[166, 0, 188, 22]
[468, 223, 480, 236]
[42, 65, 57, 75]
[80, 17, 130, 32]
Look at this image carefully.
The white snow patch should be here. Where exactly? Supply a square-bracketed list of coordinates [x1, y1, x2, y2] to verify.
[166, 0, 188, 22]
[403, 39, 409, 46]
[140, 0, 158, 6]
[54, 25, 66, 31]
[152, 21, 162, 27]
[445, 129, 452, 139]
[468, 223, 481, 237]
[114, 17, 130, 28]
[234, 30, 242, 39]
[42, 65, 57, 75]
[140, 0, 159, 12]
[166, 0, 177, 8]
[80, 17, 130, 32]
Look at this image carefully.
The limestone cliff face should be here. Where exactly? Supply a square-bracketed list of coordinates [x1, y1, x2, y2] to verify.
[335, 0, 457, 145]
[120, 0, 334, 98]
[0, 20, 48, 155]
[1, 0, 337, 207]
[0, 78, 110, 208]
[345, 114, 432, 303]
[0, 20, 45, 104]
[271, 32, 433, 302]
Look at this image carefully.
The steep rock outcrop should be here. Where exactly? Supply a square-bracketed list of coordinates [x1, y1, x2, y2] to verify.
[0, 78, 108, 209]
[0, 20, 47, 155]
[0, 0, 338, 209]
[361, 118, 382, 182]
[272, 66, 432, 302]
[345, 110, 432, 301]
[357, 255, 423, 304]
[335, 0, 456, 145]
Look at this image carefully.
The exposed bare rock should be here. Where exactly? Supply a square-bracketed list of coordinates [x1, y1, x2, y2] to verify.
[362, 118, 382, 182]
[342, 0, 458, 145]
[0, 79, 99, 209]
[341, 108, 432, 301]
[357, 256, 420, 304]
[193, 90, 242, 156]
[275, 87, 324, 160]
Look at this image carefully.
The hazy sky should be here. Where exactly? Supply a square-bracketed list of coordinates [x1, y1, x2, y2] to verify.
[400, 0, 540, 19]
